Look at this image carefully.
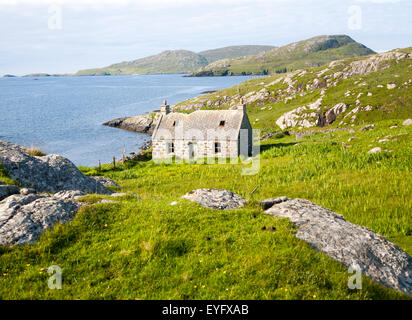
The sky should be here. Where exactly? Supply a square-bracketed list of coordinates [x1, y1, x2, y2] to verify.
[0, 0, 411, 75]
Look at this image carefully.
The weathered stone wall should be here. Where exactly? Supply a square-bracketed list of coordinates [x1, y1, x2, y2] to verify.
[153, 139, 239, 160]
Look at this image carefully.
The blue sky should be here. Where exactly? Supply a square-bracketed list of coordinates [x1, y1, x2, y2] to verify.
[0, 0, 411, 75]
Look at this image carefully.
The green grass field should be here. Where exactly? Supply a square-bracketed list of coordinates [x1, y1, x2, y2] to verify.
[0, 120, 410, 300]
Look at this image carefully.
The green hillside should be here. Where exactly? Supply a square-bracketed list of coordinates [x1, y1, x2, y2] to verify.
[75, 46, 275, 76]
[190, 35, 376, 76]
[75, 50, 209, 76]
[199, 45, 276, 64]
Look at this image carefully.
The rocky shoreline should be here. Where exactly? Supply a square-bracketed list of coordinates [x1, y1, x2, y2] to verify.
[103, 114, 156, 134]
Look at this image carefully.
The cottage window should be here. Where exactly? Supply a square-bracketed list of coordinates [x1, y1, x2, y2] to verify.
[214, 142, 221, 154]
[173, 120, 180, 127]
[219, 120, 226, 127]
[167, 142, 175, 154]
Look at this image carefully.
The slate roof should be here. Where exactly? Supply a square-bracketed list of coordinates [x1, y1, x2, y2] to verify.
[152, 110, 246, 141]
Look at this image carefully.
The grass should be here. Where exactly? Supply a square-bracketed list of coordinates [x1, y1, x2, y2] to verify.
[25, 147, 46, 157]
[0, 120, 410, 300]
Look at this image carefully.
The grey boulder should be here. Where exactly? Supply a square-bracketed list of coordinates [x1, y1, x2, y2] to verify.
[0, 194, 80, 246]
[182, 189, 246, 210]
[265, 198, 412, 295]
[0, 140, 111, 195]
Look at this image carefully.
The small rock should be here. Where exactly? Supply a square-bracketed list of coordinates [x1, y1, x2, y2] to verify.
[368, 147, 382, 154]
[348, 137, 356, 142]
[182, 189, 246, 210]
[387, 83, 397, 90]
[20, 188, 36, 195]
[402, 119, 412, 126]
[54, 190, 87, 200]
[360, 124, 375, 131]
[110, 193, 127, 198]
[259, 197, 291, 210]
[91, 176, 120, 188]
[389, 125, 398, 129]
[379, 139, 390, 144]
[98, 199, 118, 204]
[170, 201, 178, 206]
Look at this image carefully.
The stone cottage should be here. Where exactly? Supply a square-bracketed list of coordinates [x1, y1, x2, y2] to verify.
[152, 100, 252, 160]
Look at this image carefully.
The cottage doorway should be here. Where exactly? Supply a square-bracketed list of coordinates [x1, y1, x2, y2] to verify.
[188, 142, 197, 159]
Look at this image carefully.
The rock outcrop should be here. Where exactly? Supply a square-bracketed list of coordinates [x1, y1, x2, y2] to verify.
[0, 140, 111, 195]
[91, 176, 120, 188]
[103, 114, 156, 134]
[182, 189, 246, 210]
[265, 198, 412, 295]
[0, 194, 80, 246]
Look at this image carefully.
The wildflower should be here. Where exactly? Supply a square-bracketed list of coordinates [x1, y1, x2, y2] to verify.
[2, 273, 7, 276]
[202, 285, 206, 289]
[313, 295, 317, 299]
[199, 260, 203, 263]
[26, 264, 30, 267]
[194, 285, 197, 289]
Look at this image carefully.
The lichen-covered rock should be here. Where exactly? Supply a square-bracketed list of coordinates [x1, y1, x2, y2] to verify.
[259, 197, 291, 210]
[91, 176, 120, 188]
[0, 194, 80, 246]
[265, 198, 412, 295]
[0, 185, 20, 201]
[182, 189, 246, 210]
[103, 114, 155, 134]
[20, 188, 36, 195]
[368, 147, 382, 154]
[0, 140, 111, 195]
[325, 103, 347, 125]
[403, 119, 412, 126]
[53, 190, 87, 201]
[276, 98, 323, 130]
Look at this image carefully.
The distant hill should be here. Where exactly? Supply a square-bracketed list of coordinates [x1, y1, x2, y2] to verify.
[190, 35, 376, 76]
[75, 45, 275, 76]
[75, 50, 208, 76]
[199, 45, 276, 64]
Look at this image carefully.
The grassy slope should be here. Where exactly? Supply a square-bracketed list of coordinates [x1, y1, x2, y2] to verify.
[191, 35, 375, 76]
[199, 45, 276, 64]
[0, 120, 411, 299]
[75, 46, 276, 76]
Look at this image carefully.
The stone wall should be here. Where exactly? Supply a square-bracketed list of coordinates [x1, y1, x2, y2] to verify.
[153, 139, 239, 160]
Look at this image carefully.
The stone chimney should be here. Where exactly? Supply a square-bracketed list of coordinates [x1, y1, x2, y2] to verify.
[237, 98, 247, 113]
[160, 100, 170, 115]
